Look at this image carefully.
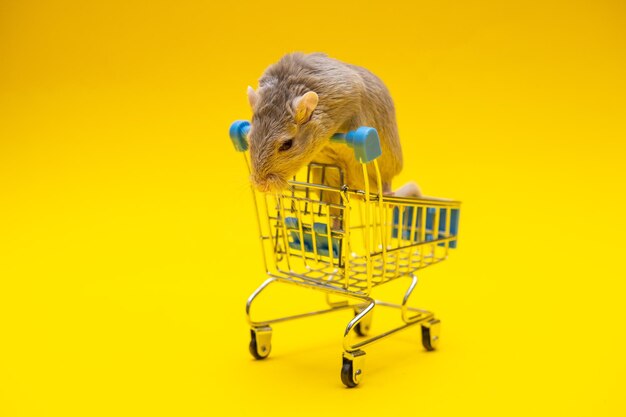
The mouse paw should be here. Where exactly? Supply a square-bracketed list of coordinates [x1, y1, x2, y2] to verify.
[392, 181, 423, 198]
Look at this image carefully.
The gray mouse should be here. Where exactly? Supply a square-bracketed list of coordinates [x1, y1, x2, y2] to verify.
[246, 52, 421, 198]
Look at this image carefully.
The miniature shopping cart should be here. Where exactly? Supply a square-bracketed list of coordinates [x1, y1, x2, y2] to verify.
[229, 120, 461, 387]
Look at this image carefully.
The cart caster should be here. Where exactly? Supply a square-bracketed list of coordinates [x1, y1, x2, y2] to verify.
[249, 326, 272, 360]
[353, 307, 373, 337]
[340, 350, 366, 388]
[421, 318, 440, 351]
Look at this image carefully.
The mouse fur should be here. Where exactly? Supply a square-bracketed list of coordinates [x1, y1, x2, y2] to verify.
[247, 52, 407, 195]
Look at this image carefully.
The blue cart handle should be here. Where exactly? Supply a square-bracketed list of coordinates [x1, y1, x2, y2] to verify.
[229, 120, 382, 163]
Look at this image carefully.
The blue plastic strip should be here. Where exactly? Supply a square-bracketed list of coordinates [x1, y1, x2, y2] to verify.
[288, 222, 339, 258]
[449, 209, 460, 248]
[284, 217, 299, 229]
[391, 206, 458, 248]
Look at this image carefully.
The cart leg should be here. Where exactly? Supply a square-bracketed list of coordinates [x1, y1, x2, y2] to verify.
[340, 296, 375, 387]
[353, 304, 373, 337]
[246, 277, 358, 360]
[342, 297, 376, 350]
[246, 277, 277, 327]
[400, 275, 441, 350]
[401, 274, 429, 323]
[247, 277, 354, 329]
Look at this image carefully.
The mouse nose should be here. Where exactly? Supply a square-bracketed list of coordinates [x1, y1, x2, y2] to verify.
[250, 173, 270, 192]
[251, 173, 286, 193]
[253, 179, 271, 193]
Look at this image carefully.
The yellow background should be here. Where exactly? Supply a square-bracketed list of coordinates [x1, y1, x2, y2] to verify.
[1, 1, 625, 416]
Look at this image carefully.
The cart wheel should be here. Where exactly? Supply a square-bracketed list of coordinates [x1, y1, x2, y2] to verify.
[340, 350, 365, 388]
[421, 318, 441, 351]
[354, 308, 373, 337]
[249, 327, 272, 360]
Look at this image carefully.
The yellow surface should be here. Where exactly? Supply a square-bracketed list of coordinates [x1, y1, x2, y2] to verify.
[1, 1, 625, 416]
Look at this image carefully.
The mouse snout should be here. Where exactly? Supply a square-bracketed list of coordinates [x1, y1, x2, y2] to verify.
[250, 172, 288, 193]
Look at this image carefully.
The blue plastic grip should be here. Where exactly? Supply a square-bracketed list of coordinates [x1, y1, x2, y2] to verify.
[331, 127, 382, 163]
[229, 119, 381, 163]
[229, 120, 250, 152]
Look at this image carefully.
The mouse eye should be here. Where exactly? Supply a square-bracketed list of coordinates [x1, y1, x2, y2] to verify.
[279, 138, 294, 152]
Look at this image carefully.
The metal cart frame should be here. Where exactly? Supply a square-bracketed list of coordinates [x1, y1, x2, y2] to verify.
[229, 120, 460, 387]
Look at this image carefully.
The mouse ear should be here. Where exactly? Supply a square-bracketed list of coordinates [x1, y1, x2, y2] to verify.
[293, 91, 318, 124]
[247, 86, 259, 111]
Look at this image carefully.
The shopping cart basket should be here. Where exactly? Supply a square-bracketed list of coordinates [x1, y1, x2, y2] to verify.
[229, 120, 461, 387]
